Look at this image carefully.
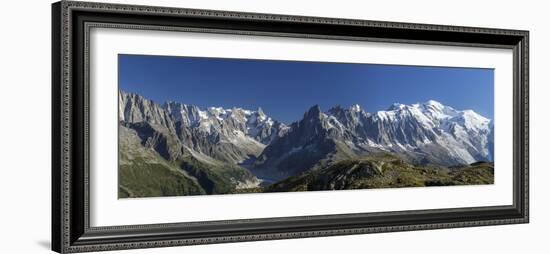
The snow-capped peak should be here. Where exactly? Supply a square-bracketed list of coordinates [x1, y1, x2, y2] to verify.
[451, 109, 490, 131]
[208, 106, 228, 115]
[257, 107, 265, 116]
[159, 100, 288, 145]
[461, 109, 489, 121]
[349, 104, 362, 112]
[387, 103, 407, 111]
[424, 99, 444, 109]
[120, 88, 493, 167]
[163, 101, 203, 125]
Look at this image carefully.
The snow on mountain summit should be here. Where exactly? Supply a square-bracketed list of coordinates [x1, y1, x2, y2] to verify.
[254, 100, 493, 179]
[162, 102, 287, 145]
[120, 89, 492, 168]
[349, 104, 362, 112]
[119, 90, 289, 165]
[322, 100, 493, 165]
[424, 99, 445, 109]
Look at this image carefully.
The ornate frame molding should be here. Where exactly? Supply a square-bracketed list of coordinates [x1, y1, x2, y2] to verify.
[52, 1, 529, 253]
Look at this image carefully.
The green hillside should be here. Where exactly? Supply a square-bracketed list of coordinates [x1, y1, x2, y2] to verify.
[266, 153, 494, 193]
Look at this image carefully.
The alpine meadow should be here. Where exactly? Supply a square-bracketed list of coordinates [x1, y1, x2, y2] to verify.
[118, 54, 494, 198]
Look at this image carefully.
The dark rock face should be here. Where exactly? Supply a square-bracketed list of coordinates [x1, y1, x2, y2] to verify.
[252, 105, 352, 179]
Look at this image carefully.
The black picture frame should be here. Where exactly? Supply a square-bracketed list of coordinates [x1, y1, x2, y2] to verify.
[52, 1, 529, 253]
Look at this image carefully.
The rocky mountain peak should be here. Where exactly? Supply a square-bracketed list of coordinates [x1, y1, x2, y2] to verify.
[120, 89, 493, 180]
[254, 99, 493, 179]
[304, 104, 322, 119]
[387, 102, 407, 111]
[423, 99, 445, 109]
[257, 107, 265, 116]
[349, 104, 362, 112]
[119, 90, 174, 128]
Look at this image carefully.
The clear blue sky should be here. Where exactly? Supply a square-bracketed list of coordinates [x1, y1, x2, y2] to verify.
[119, 54, 494, 124]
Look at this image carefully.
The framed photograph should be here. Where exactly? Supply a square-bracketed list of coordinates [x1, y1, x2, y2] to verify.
[52, 1, 529, 253]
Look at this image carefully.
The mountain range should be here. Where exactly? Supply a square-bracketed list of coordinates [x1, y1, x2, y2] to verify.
[118, 89, 493, 197]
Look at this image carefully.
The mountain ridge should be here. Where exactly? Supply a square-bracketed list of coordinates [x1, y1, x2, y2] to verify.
[252, 99, 493, 180]
[118, 89, 493, 184]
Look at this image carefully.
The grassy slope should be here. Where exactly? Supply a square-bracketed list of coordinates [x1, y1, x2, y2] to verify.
[119, 162, 205, 198]
[119, 126, 205, 198]
[119, 125, 258, 198]
[266, 153, 494, 193]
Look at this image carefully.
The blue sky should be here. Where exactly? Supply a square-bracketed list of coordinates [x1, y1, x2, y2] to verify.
[119, 54, 494, 124]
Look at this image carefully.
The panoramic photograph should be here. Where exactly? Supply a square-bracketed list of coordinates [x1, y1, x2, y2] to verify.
[118, 54, 494, 198]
